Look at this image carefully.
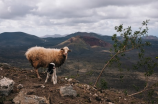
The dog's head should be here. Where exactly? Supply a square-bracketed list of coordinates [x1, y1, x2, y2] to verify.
[49, 63, 55, 69]
[48, 63, 55, 74]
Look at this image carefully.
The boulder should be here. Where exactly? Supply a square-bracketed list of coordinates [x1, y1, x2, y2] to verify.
[13, 89, 49, 104]
[0, 63, 11, 69]
[0, 77, 15, 96]
[17, 84, 23, 89]
[60, 85, 77, 97]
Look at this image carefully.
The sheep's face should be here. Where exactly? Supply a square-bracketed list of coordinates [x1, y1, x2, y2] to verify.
[61, 46, 71, 56]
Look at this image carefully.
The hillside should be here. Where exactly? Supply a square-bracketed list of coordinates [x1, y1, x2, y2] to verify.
[0, 63, 146, 104]
[79, 36, 111, 48]
[142, 35, 158, 40]
[0, 32, 158, 103]
[0, 32, 45, 47]
[65, 32, 113, 44]
[43, 32, 113, 47]
[0, 32, 113, 68]
[57, 35, 112, 49]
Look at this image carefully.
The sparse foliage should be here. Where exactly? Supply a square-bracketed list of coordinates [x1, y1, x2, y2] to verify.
[100, 79, 108, 89]
[94, 20, 158, 99]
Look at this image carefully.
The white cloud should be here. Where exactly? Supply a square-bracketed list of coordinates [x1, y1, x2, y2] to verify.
[0, 0, 158, 37]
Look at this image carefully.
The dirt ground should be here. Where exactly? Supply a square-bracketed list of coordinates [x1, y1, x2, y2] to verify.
[0, 63, 147, 104]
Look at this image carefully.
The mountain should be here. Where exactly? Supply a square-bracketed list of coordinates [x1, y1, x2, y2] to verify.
[0, 32, 157, 49]
[0, 32, 112, 65]
[79, 36, 111, 48]
[43, 32, 114, 47]
[56, 35, 111, 49]
[65, 32, 113, 43]
[55, 35, 112, 57]
[41, 34, 65, 38]
[0, 32, 45, 47]
[57, 36, 90, 51]
[142, 35, 158, 40]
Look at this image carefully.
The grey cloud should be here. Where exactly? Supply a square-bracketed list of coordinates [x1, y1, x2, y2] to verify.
[0, 0, 37, 19]
[82, 0, 158, 8]
[1, 0, 158, 20]
[32, 6, 96, 19]
[31, 0, 156, 20]
[0, 0, 158, 36]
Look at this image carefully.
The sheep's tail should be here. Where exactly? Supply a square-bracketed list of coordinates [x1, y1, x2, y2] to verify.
[25, 50, 29, 60]
[29, 59, 34, 67]
[25, 50, 34, 67]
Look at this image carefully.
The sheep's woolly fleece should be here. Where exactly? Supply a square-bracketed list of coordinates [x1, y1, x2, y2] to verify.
[25, 46, 69, 68]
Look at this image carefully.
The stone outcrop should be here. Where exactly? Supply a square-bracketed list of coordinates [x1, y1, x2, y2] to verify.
[60, 85, 77, 97]
[0, 77, 14, 96]
[13, 89, 49, 104]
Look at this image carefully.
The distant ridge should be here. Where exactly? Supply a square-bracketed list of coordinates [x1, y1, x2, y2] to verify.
[0, 31, 157, 48]
[41, 34, 65, 38]
[57, 35, 112, 48]
[142, 35, 158, 40]
[0, 32, 44, 47]
[79, 36, 111, 47]
[64, 32, 113, 44]
[66, 32, 106, 38]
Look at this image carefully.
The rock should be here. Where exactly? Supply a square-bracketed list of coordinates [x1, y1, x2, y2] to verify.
[3, 101, 12, 104]
[65, 78, 68, 80]
[33, 84, 43, 88]
[0, 77, 15, 96]
[83, 96, 91, 103]
[17, 84, 23, 89]
[41, 85, 45, 88]
[67, 78, 72, 82]
[13, 89, 49, 104]
[84, 85, 90, 90]
[0, 63, 11, 69]
[95, 96, 101, 101]
[106, 99, 114, 104]
[0, 67, 2, 70]
[93, 93, 98, 97]
[60, 85, 77, 97]
[107, 102, 114, 104]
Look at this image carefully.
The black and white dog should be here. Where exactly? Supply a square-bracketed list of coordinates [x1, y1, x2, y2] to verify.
[45, 63, 57, 84]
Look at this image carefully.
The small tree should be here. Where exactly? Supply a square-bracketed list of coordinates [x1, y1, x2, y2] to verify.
[94, 20, 157, 96]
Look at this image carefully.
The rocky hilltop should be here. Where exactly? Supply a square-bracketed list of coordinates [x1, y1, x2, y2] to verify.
[0, 63, 145, 104]
[79, 36, 111, 48]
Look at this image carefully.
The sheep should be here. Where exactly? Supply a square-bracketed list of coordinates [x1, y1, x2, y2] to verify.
[25, 46, 71, 79]
[45, 63, 57, 84]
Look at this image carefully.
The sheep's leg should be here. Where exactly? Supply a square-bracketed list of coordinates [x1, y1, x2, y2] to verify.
[35, 69, 41, 79]
[45, 72, 50, 83]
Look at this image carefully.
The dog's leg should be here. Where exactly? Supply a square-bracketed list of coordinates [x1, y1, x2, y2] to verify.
[52, 68, 57, 84]
[54, 68, 57, 84]
[51, 71, 54, 84]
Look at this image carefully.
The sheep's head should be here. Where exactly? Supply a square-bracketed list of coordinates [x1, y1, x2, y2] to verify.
[61, 46, 71, 56]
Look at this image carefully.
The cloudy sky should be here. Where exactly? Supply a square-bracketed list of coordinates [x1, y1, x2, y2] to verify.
[0, 0, 158, 37]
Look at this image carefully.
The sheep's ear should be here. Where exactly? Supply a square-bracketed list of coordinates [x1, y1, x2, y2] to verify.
[60, 48, 64, 51]
[68, 50, 72, 52]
